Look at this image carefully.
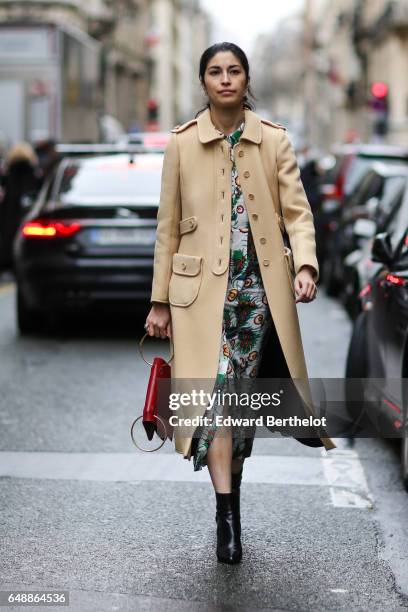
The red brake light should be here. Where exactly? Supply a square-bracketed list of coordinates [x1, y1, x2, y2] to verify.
[321, 186, 341, 200]
[22, 220, 81, 238]
[358, 284, 371, 298]
[386, 273, 406, 286]
[383, 398, 402, 414]
[335, 174, 344, 199]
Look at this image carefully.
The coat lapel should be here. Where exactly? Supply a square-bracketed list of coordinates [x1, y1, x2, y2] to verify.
[197, 108, 262, 144]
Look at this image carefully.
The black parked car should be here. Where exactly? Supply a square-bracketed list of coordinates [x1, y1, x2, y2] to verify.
[341, 164, 408, 319]
[316, 144, 358, 272]
[13, 148, 164, 333]
[322, 144, 408, 296]
[345, 178, 408, 490]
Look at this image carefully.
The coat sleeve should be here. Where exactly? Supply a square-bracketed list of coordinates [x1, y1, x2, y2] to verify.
[276, 129, 319, 283]
[150, 133, 182, 304]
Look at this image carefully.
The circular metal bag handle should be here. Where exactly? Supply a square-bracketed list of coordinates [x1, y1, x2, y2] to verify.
[138, 332, 174, 367]
[130, 414, 167, 452]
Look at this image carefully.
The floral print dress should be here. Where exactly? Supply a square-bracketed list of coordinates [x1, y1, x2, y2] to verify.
[192, 121, 272, 472]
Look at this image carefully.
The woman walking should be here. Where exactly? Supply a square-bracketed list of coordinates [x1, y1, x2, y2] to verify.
[145, 42, 336, 565]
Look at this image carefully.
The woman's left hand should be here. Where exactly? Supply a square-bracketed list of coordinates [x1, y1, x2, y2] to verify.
[294, 266, 317, 303]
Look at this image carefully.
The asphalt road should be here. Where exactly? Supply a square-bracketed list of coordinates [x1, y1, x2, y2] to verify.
[1, 274, 408, 612]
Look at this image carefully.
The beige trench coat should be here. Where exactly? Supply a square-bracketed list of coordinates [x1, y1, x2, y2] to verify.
[150, 107, 336, 457]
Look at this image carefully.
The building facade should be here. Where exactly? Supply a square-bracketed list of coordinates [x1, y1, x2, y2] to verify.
[304, 0, 408, 148]
[147, 0, 211, 130]
[0, 0, 152, 144]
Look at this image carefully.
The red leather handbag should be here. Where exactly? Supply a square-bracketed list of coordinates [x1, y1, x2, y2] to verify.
[130, 332, 174, 452]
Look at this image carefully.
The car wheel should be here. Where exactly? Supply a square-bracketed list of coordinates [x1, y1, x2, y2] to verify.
[16, 288, 44, 335]
[344, 311, 370, 435]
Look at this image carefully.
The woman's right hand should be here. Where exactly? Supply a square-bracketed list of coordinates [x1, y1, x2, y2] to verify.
[145, 303, 172, 339]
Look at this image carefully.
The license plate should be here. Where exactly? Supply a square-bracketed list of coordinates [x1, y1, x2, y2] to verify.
[90, 228, 156, 245]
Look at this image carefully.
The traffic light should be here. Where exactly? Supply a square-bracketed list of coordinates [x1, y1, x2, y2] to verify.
[146, 99, 159, 131]
[369, 81, 389, 136]
[147, 99, 158, 122]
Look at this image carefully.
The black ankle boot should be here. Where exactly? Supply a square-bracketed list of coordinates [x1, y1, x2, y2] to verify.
[215, 467, 243, 537]
[215, 492, 242, 564]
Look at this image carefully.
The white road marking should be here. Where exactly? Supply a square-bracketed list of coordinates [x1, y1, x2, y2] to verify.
[0, 451, 323, 484]
[0, 446, 374, 510]
[320, 444, 374, 509]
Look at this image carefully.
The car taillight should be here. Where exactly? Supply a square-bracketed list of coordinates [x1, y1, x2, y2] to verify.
[386, 273, 406, 286]
[358, 283, 371, 298]
[22, 220, 81, 238]
[321, 186, 340, 200]
[383, 398, 402, 415]
[335, 176, 344, 200]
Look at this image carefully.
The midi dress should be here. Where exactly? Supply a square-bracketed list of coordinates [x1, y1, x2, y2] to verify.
[192, 121, 273, 471]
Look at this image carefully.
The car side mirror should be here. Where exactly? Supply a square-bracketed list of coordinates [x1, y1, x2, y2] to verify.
[371, 232, 394, 264]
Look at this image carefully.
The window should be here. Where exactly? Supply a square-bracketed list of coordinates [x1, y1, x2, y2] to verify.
[385, 179, 408, 252]
[344, 156, 408, 197]
[54, 154, 164, 206]
[375, 176, 407, 231]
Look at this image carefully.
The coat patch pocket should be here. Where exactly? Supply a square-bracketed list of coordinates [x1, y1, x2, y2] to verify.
[179, 215, 198, 235]
[169, 253, 203, 307]
[283, 247, 296, 298]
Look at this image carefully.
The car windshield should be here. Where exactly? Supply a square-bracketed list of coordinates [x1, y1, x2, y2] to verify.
[376, 176, 407, 223]
[344, 156, 408, 196]
[55, 154, 164, 205]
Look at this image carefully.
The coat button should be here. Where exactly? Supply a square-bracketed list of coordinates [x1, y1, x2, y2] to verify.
[248, 193, 255, 200]
[181, 262, 187, 270]
[260, 237, 266, 244]
[189, 220, 194, 227]
[263, 259, 270, 266]
[243, 171, 250, 178]
[252, 213, 258, 220]
[238, 150, 244, 157]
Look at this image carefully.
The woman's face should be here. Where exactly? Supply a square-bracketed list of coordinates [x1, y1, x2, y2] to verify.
[203, 51, 248, 109]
